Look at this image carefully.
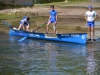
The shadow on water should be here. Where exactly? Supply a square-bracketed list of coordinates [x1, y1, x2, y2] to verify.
[0, 35, 100, 75]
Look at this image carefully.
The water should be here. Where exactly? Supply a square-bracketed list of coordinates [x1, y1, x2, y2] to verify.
[0, 34, 100, 75]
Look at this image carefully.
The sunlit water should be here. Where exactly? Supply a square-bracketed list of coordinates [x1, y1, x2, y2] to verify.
[0, 34, 100, 75]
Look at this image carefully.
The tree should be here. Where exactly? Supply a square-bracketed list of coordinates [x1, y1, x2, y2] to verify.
[11, 0, 15, 5]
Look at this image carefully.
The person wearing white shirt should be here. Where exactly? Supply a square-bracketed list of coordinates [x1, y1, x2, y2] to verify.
[85, 6, 98, 41]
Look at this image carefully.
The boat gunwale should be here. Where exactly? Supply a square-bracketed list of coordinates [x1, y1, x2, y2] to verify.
[11, 29, 87, 35]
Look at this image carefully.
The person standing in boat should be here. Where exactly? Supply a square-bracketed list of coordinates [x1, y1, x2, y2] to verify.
[47, 5, 57, 34]
[18, 17, 30, 31]
[85, 6, 98, 41]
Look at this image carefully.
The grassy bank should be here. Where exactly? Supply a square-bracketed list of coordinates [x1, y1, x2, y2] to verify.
[0, 13, 48, 33]
[34, 1, 100, 9]
[1, 1, 100, 34]
[0, 13, 88, 34]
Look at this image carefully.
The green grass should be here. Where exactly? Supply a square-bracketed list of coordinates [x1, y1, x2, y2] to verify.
[1, 1, 99, 34]
[0, 14, 19, 20]
[34, 1, 100, 8]
[0, 12, 88, 34]
[0, 13, 48, 29]
[0, 13, 47, 21]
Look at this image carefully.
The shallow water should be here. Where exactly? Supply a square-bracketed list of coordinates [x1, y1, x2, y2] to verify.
[0, 34, 100, 75]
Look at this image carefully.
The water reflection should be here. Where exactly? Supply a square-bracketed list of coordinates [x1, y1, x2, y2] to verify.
[9, 36, 88, 74]
[0, 35, 100, 75]
[45, 43, 58, 74]
[86, 42, 98, 75]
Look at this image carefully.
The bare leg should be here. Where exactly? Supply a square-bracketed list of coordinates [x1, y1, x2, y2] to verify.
[22, 25, 25, 31]
[53, 23, 57, 34]
[47, 21, 51, 33]
[91, 27, 95, 39]
[26, 25, 29, 31]
[88, 26, 91, 39]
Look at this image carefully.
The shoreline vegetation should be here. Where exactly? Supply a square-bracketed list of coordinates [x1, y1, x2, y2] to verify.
[0, 1, 100, 35]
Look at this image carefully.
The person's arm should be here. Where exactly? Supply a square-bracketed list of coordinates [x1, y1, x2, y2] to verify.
[27, 21, 30, 29]
[18, 22, 24, 30]
[48, 11, 51, 22]
[94, 12, 98, 20]
[55, 11, 57, 23]
[94, 15, 98, 20]
[48, 15, 51, 22]
[85, 12, 88, 21]
[85, 16, 88, 21]
[26, 24, 29, 31]
[27, 24, 29, 29]
[94, 15, 98, 21]
[56, 15, 57, 22]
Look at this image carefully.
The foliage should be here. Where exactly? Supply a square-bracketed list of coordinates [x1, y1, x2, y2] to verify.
[0, 1, 7, 9]
[34, 0, 65, 4]
[51, 0, 65, 2]
[67, 0, 88, 1]
[0, 1, 24, 9]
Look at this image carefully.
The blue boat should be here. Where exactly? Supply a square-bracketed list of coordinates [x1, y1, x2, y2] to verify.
[9, 28, 87, 44]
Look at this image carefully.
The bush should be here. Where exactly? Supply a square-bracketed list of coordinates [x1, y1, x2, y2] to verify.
[36, 0, 65, 4]
[0, 1, 6, 9]
[51, 0, 65, 2]
[0, 1, 23, 9]
[67, 0, 88, 1]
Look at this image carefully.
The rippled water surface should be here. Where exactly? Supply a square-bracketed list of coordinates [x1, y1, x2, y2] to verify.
[0, 34, 100, 75]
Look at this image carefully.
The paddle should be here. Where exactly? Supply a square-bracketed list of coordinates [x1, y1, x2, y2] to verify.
[2, 21, 12, 28]
[18, 22, 47, 42]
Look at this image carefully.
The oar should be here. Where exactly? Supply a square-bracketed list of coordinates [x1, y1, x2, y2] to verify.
[2, 21, 12, 28]
[18, 22, 46, 42]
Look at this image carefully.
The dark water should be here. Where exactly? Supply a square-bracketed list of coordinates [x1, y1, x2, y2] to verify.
[0, 34, 100, 75]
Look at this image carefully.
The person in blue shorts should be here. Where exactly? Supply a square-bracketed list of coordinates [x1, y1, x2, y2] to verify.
[85, 6, 98, 41]
[47, 5, 57, 33]
[18, 16, 30, 31]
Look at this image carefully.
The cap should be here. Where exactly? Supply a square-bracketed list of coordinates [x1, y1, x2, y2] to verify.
[88, 6, 92, 8]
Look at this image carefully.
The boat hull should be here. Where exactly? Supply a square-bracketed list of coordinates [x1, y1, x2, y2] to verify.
[9, 29, 87, 44]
